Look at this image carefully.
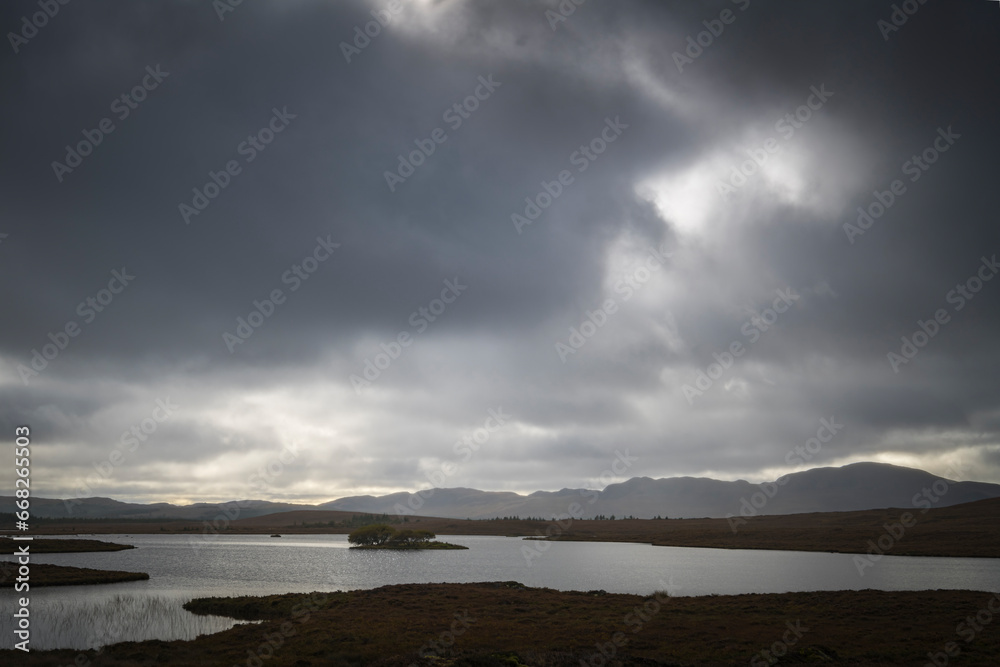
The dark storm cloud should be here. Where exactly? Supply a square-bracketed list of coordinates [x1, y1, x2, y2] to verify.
[2, 0, 999, 502]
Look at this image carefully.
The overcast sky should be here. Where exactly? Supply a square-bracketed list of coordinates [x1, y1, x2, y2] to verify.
[2, 0, 999, 505]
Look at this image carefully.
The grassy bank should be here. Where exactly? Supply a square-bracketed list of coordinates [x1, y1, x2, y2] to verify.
[0, 563, 148, 587]
[20, 497, 1000, 559]
[0, 537, 134, 553]
[5, 582, 999, 665]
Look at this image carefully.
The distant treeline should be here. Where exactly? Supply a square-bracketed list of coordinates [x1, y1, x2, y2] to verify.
[484, 515, 669, 521]
[294, 513, 406, 528]
[5, 514, 184, 524]
[0, 511, 673, 527]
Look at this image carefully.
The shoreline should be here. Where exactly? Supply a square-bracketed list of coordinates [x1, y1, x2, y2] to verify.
[14, 497, 1000, 559]
[0, 563, 149, 587]
[0, 537, 134, 553]
[348, 541, 468, 550]
[4, 582, 999, 665]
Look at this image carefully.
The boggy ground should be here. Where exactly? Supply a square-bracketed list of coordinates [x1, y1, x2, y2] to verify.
[25, 498, 1000, 559]
[0, 537, 135, 552]
[559, 497, 1000, 558]
[0, 562, 148, 587]
[5, 582, 999, 666]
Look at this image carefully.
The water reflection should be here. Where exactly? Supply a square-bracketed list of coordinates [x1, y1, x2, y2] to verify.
[2, 533, 999, 650]
[0, 588, 246, 650]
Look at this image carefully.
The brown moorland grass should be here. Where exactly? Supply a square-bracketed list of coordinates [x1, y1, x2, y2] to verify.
[0, 562, 148, 587]
[557, 496, 1000, 558]
[25, 512, 557, 537]
[3, 583, 999, 665]
[0, 537, 135, 552]
[23, 497, 1000, 558]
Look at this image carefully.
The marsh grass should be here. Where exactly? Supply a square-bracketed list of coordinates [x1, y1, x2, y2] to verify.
[6, 583, 999, 665]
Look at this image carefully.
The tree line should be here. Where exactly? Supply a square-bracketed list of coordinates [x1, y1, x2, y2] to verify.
[347, 524, 435, 546]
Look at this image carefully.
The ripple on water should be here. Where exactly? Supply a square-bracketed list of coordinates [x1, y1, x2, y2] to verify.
[0, 589, 248, 650]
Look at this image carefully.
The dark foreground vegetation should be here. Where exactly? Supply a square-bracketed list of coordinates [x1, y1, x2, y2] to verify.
[5, 582, 999, 665]
[0, 563, 148, 587]
[0, 537, 135, 552]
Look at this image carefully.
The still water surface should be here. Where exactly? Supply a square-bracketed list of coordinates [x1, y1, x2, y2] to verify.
[3, 533, 999, 649]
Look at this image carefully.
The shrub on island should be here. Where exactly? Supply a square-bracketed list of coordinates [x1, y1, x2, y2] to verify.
[347, 525, 466, 549]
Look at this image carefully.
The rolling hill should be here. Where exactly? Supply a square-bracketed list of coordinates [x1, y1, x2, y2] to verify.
[8, 462, 1000, 521]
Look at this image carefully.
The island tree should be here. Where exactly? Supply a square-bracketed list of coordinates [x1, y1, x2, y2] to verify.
[347, 524, 397, 546]
[347, 525, 440, 547]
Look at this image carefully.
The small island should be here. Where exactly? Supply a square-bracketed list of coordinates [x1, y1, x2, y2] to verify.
[347, 524, 467, 550]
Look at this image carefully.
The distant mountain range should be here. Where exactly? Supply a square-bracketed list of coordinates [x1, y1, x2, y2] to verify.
[317, 462, 1000, 519]
[7, 462, 1000, 522]
[2, 497, 309, 521]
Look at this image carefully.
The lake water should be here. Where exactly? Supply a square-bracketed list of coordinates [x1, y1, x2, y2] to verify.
[3, 533, 1000, 650]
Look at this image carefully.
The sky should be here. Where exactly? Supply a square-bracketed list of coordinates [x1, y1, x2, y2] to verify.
[2, 0, 999, 505]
